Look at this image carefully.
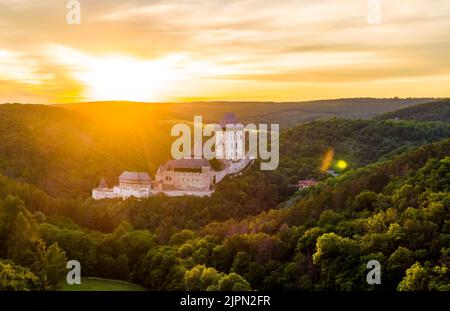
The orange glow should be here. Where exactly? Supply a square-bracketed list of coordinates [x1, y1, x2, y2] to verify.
[320, 148, 334, 172]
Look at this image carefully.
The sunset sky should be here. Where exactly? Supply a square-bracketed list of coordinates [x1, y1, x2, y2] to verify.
[0, 0, 449, 103]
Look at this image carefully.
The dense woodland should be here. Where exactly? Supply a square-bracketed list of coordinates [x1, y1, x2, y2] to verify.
[0, 100, 449, 291]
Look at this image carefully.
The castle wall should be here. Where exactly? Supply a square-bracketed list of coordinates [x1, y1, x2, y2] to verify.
[155, 169, 213, 191]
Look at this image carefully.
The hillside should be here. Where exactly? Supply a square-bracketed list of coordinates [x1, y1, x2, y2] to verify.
[198, 139, 450, 290]
[0, 101, 449, 291]
[377, 99, 450, 122]
[1, 138, 448, 291]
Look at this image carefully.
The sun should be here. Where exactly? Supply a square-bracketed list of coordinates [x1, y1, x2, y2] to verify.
[47, 45, 186, 102]
[48, 45, 255, 103]
[74, 55, 180, 102]
[48, 45, 249, 103]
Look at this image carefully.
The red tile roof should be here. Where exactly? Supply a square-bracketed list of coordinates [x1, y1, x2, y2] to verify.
[164, 158, 210, 170]
[219, 112, 239, 128]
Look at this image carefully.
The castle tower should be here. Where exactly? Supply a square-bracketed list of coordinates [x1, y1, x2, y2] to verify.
[215, 113, 244, 161]
[97, 178, 108, 190]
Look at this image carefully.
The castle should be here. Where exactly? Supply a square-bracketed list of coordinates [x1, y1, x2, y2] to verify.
[92, 113, 251, 200]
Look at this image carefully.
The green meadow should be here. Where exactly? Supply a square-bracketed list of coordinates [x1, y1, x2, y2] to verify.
[60, 277, 147, 291]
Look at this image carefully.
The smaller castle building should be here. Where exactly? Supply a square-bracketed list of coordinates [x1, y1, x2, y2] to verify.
[113, 171, 152, 199]
[92, 172, 151, 200]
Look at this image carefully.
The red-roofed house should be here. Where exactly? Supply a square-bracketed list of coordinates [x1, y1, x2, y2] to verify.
[298, 179, 318, 190]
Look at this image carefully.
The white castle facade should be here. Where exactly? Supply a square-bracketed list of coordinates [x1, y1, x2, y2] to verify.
[92, 113, 251, 200]
[215, 113, 245, 161]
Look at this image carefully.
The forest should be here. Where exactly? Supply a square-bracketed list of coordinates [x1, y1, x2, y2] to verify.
[0, 99, 449, 291]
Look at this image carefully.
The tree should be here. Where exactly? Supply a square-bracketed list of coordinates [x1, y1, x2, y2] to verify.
[121, 229, 155, 269]
[398, 262, 429, 291]
[43, 243, 67, 290]
[7, 211, 46, 274]
[183, 264, 251, 291]
[133, 246, 185, 290]
[218, 272, 251, 291]
[398, 262, 450, 291]
[386, 246, 414, 287]
[0, 195, 24, 256]
[313, 233, 361, 290]
[353, 191, 379, 212]
[170, 230, 195, 246]
[0, 260, 43, 291]
[184, 265, 221, 291]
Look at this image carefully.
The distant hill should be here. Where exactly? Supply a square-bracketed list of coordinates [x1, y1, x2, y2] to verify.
[377, 99, 450, 122]
[56, 98, 440, 128]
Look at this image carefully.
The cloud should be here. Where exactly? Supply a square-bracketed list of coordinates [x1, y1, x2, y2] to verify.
[223, 64, 450, 83]
[0, 49, 53, 84]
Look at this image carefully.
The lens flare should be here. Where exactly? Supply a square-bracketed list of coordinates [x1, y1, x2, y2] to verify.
[336, 160, 348, 170]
